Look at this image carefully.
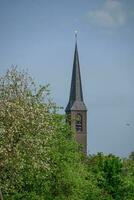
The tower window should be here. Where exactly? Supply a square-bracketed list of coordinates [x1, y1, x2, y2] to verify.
[75, 114, 82, 132]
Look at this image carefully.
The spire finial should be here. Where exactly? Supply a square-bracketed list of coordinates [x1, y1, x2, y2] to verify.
[75, 30, 78, 43]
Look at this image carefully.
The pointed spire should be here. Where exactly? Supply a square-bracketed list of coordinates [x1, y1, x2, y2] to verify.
[66, 33, 87, 111]
[70, 37, 83, 102]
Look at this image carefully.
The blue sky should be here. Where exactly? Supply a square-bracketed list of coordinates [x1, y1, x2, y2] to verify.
[0, 0, 134, 157]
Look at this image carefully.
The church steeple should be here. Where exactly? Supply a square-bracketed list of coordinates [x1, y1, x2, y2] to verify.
[65, 33, 87, 154]
[65, 33, 87, 112]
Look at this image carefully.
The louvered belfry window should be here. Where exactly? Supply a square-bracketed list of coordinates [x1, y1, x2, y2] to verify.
[75, 114, 82, 132]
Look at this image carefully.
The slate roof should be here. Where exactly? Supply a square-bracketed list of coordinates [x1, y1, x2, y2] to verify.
[65, 42, 87, 112]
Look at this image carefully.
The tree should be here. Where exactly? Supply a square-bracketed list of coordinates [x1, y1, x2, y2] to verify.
[0, 67, 103, 200]
[122, 152, 134, 200]
[0, 67, 59, 199]
[1, 67, 133, 200]
[85, 153, 134, 200]
[86, 153, 122, 199]
[129, 151, 134, 161]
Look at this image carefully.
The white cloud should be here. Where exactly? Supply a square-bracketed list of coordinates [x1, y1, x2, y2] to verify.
[87, 0, 127, 28]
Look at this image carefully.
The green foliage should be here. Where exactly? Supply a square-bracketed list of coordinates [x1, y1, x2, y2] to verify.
[0, 67, 58, 198]
[0, 67, 101, 200]
[0, 67, 134, 200]
[129, 151, 134, 161]
[85, 153, 134, 200]
[122, 153, 134, 200]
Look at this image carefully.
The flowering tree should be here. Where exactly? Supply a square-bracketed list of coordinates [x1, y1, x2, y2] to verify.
[0, 67, 101, 200]
[1, 67, 133, 200]
[0, 67, 59, 198]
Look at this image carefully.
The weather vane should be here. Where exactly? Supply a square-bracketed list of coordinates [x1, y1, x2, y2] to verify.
[75, 30, 78, 42]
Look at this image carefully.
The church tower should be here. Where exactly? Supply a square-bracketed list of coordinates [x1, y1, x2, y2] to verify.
[65, 33, 87, 154]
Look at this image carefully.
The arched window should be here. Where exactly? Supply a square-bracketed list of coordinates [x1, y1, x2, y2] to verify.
[75, 114, 82, 132]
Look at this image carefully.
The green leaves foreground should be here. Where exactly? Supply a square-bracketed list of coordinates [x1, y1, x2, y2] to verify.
[0, 67, 134, 200]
